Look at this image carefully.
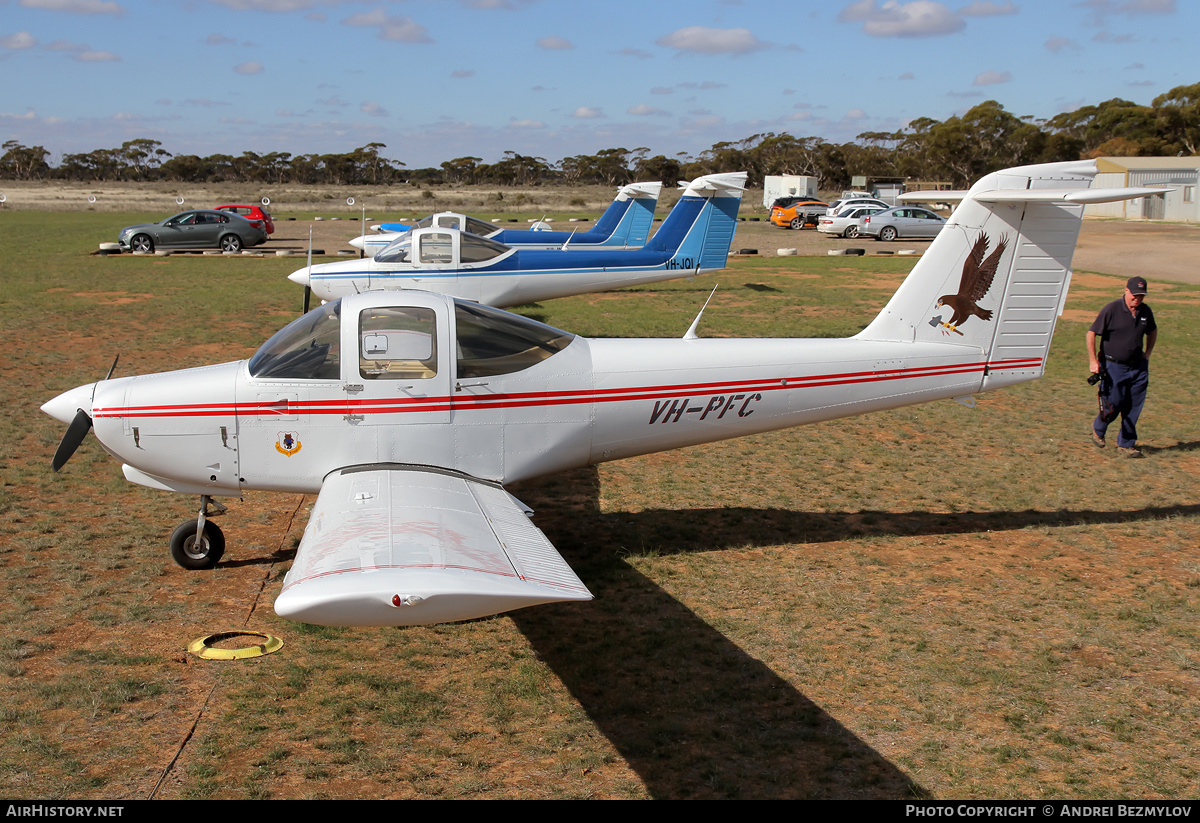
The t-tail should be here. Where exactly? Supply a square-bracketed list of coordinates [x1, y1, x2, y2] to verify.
[581, 181, 662, 248]
[856, 159, 1160, 390]
[645, 172, 747, 273]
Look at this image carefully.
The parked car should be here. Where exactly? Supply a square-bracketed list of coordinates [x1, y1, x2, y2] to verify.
[118, 209, 268, 253]
[769, 198, 829, 229]
[825, 197, 890, 216]
[216, 203, 275, 235]
[860, 206, 947, 241]
[816, 205, 887, 238]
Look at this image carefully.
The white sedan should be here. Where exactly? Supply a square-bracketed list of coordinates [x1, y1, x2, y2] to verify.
[816, 205, 886, 238]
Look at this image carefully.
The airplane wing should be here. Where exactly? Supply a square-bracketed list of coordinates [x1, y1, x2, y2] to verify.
[274, 465, 593, 626]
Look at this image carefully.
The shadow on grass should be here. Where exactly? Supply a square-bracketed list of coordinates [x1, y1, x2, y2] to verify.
[510, 468, 929, 799]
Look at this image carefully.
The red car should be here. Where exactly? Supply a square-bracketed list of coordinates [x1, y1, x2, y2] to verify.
[216, 204, 274, 235]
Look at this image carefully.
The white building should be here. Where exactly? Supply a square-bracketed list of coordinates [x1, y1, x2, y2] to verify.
[1087, 157, 1200, 222]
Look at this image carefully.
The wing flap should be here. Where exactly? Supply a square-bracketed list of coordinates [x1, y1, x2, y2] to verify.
[274, 465, 592, 626]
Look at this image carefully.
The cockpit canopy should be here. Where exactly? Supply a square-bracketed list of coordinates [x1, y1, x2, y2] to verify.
[373, 227, 511, 266]
[248, 297, 574, 382]
[410, 213, 500, 237]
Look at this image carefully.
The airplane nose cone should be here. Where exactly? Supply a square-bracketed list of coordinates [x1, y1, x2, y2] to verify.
[287, 268, 310, 286]
[348, 236, 366, 251]
[41, 383, 96, 424]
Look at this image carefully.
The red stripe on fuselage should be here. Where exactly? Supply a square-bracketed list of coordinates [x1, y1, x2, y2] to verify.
[91, 357, 1042, 419]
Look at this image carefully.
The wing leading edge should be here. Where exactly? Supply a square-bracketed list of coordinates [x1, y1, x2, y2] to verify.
[274, 465, 592, 626]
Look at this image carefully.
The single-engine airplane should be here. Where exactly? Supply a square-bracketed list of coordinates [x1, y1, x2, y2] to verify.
[288, 173, 745, 308]
[350, 181, 662, 256]
[43, 161, 1156, 628]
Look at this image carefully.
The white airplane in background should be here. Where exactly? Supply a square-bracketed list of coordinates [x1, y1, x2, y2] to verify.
[349, 181, 663, 256]
[287, 173, 745, 308]
[42, 161, 1155, 628]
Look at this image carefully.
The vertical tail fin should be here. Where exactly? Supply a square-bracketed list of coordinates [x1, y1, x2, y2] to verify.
[593, 181, 662, 248]
[644, 172, 747, 272]
[857, 160, 1160, 389]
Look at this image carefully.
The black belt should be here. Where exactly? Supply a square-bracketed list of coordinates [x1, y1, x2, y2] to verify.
[1105, 355, 1143, 366]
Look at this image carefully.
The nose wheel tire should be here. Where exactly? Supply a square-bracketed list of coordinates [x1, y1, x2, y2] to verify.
[169, 519, 226, 570]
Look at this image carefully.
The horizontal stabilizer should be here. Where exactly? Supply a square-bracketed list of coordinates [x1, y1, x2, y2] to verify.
[275, 465, 592, 626]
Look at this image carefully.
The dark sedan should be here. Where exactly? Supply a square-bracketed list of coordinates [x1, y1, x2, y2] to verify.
[118, 209, 268, 253]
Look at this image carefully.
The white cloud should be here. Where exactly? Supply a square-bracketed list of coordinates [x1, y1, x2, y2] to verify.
[76, 50, 119, 61]
[958, 1, 1017, 15]
[234, 61, 264, 74]
[508, 119, 545, 129]
[973, 70, 1012, 85]
[0, 31, 37, 50]
[898, 71, 916, 79]
[656, 26, 765, 55]
[627, 104, 669, 116]
[536, 35, 573, 50]
[571, 106, 604, 119]
[206, 33, 236, 46]
[1044, 35, 1079, 52]
[360, 101, 388, 117]
[616, 47, 652, 58]
[451, 69, 474, 78]
[839, 1, 967, 37]
[20, 0, 124, 14]
[342, 9, 433, 44]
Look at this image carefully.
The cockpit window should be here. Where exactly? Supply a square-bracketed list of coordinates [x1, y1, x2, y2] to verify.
[412, 216, 434, 229]
[455, 301, 574, 378]
[359, 307, 437, 380]
[249, 300, 342, 380]
[419, 232, 454, 264]
[463, 216, 497, 236]
[374, 235, 412, 263]
[460, 233, 509, 264]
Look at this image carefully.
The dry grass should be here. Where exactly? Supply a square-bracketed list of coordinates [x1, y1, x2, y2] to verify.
[1, 206, 1198, 799]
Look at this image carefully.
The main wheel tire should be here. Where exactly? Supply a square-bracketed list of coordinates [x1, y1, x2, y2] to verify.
[789, 217, 804, 230]
[169, 520, 226, 570]
[879, 226, 897, 242]
[844, 225, 859, 239]
[220, 234, 243, 253]
[130, 234, 153, 253]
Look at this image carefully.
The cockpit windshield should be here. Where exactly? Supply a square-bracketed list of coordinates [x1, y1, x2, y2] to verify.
[462, 216, 498, 236]
[455, 300, 574, 378]
[374, 235, 413, 263]
[249, 299, 342, 380]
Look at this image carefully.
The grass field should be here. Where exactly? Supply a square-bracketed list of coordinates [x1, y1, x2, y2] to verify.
[1, 209, 1198, 799]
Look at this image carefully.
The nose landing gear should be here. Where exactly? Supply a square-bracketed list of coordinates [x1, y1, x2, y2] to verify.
[169, 495, 228, 569]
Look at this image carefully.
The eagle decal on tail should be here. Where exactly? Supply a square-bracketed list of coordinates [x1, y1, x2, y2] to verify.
[935, 233, 1009, 336]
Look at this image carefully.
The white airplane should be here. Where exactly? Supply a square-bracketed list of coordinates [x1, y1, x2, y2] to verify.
[288, 173, 745, 308]
[350, 181, 662, 256]
[42, 161, 1155, 628]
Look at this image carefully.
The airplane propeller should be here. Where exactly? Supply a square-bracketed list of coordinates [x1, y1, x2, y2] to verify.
[49, 355, 118, 472]
[52, 409, 93, 472]
[303, 226, 313, 313]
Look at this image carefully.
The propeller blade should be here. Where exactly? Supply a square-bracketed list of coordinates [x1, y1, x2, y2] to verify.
[52, 408, 93, 472]
[303, 284, 312, 314]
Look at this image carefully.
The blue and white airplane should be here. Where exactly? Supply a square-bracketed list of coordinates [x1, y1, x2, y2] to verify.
[289, 173, 746, 308]
[348, 181, 662, 256]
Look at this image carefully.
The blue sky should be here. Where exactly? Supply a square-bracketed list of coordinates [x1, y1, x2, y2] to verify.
[0, 0, 1195, 170]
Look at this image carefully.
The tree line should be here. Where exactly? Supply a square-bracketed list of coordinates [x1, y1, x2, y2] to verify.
[2, 83, 1197, 191]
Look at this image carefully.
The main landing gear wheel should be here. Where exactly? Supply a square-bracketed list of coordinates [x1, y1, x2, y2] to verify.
[169, 520, 225, 569]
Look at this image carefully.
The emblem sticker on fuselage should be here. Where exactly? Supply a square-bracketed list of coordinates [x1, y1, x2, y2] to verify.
[276, 431, 302, 456]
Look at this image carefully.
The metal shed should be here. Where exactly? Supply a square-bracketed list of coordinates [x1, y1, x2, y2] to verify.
[1088, 157, 1199, 222]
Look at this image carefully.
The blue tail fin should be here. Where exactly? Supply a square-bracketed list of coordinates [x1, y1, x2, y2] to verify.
[586, 182, 661, 248]
[644, 172, 747, 273]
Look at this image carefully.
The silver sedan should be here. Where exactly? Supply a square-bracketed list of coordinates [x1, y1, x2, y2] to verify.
[118, 209, 268, 253]
[859, 206, 947, 241]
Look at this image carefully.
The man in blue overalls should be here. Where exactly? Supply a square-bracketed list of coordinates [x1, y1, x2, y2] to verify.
[1086, 276, 1158, 458]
